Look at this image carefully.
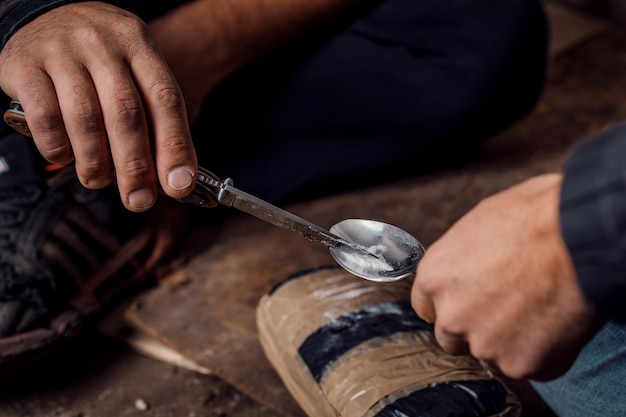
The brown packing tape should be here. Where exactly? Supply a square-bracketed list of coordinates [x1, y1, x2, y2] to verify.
[262, 268, 413, 349]
[324, 332, 519, 417]
[256, 267, 521, 417]
[323, 332, 483, 417]
[258, 297, 338, 417]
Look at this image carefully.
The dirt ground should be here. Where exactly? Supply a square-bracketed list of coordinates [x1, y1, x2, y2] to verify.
[0, 329, 278, 417]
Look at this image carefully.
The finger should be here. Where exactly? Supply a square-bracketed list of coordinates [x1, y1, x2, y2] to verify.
[51, 62, 113, 189]
[410, 285, 436, 323]
[434, 326, 469, 356]
[411, 267, 437, 323]
[8, 71, 71, 165]
[130, 40, 197, 199]
[478, 359, 502, 376]
[93, 58, 157, 212]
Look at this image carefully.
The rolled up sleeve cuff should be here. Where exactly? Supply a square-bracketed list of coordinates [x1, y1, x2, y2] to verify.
[560, 123, 626, 322]
[0, 0, 119, 53]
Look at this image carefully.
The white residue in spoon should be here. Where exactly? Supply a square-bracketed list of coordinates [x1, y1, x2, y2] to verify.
[334, 243, 395, 273]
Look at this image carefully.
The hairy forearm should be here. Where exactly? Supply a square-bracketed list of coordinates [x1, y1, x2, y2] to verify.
[148, 0, 363, 120]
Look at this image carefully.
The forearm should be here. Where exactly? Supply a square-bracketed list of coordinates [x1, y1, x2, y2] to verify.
[151, 0, 362, 73]
[148, 0, 364, 120]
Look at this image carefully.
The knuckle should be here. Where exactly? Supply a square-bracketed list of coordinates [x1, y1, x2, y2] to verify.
[75, 18, 138, 51]
[435, 306, 465, 332]
[77, 26, 110, 49]
[434, 328, 467, 356]
[123, 20, 157, 56]
[68, 103, 102, 135]
[414, 259, 440, 293]
[120, 157, 152, 179]
[498, 359, 531, 380]
[79, 164, 108, 180]
[28, 106, 63, 132]
[468, 341, 492, 363]
[150, 84, 184, 112]
[75, 149, 109, 173]
[436, 339, 455, 355]
[28, 110, 72, 162]
[412, 272, 431, 296]
[468, 339, 504, 373]
[409, 291, 424, 313]
[110, 96, 144, 131]
[39, 141, 73, 163]
[437, 318, 460, 337]
[43, 37, 71, 56]
[121, 16, 151, 40]
[413, 274, 433, 295]
[413, 304, 434, 324]
[159, 134, 191, 155]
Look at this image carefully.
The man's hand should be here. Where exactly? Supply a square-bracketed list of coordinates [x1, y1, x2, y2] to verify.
[0, 2, 197, 212]
[411, 174, 602, 381]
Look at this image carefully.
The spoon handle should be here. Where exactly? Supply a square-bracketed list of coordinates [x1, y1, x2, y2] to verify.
[215, 178, 347, 248]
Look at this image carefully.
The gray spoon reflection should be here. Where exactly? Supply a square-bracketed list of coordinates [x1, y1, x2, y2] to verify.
[329, 219, 425, 282]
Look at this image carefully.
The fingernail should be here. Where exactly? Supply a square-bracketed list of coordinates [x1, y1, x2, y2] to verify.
[167, 166, 194, 191]
[128, 188, 155, 210]
[85, 175, 113, 189]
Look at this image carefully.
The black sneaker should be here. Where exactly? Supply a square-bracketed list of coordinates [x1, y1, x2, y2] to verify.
[0, 132, 190, 376]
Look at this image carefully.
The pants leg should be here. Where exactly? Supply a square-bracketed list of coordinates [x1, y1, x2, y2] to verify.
[191, 0, 548, 203]
[531, 321, 626, 416]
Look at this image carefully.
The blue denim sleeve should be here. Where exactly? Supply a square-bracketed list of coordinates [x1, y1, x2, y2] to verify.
[560, 123, 626, 323]
[0, 0, 119, 52]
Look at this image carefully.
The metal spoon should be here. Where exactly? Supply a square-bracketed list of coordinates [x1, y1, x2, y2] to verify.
[189, 172, 425, 282]
[329, 219, 425, 282]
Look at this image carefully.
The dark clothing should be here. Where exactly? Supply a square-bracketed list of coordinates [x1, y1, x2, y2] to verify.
[561, 124, 626, 323]
[192, 0, 548, 203]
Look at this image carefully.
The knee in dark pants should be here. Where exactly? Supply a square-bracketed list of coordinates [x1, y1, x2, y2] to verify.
[209, 0, 547, 148]
[331, 0, 549, 145]
[193, 0, 548, 202]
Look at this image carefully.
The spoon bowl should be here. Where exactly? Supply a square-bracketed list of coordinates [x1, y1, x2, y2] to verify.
[329, 219, 425, 282]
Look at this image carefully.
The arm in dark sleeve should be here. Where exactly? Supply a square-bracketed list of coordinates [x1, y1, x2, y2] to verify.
[560, 122, 626, 322]
[0, 0, 121, 53]
[0, 0, 194, 53]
